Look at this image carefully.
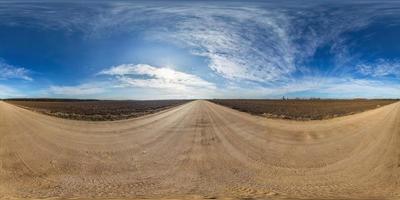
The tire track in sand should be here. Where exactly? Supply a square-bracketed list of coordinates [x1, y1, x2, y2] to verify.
[0, 100, 400, 199]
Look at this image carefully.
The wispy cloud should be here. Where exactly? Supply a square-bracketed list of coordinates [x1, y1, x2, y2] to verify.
[0, 84, 23, 98]
[46, 64, 216, 99]
[155, 7, 295, 82]
[0, 2, 391, 83]
[48, 83, 105, 96]
[99, 64, 215, 90]
[1, 2, 399, 99]
[217, 77, 400, 99]
[45, 72, 400, 99]
[318, 79, 400, 98]
[0, 59, 32, 81]
[357, 59, 400, 77]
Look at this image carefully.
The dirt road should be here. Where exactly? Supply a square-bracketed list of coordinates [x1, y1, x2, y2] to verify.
[1, 100, 399, 199]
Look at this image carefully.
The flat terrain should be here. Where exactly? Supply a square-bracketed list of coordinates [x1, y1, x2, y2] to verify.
[210, 99, 398, 120]
[1, 100, 400, 199]
[6, 100, 190, 121]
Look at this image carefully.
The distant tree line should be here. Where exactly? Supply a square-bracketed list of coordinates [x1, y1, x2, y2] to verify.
[3, 98, 100, 102]
[211, 97, 400, 101]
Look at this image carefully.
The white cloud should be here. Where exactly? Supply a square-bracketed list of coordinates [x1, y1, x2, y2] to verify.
[0, 60, 32, 81]
[2, 2, 399, 99]
[216, 77, 400, 99]
[151, 6, 296, 82]
[44, 74, 400, 99]
[0, 84, 23, 98]
[357, 59, 400, 77]
[99, 64, 215, 90]
[48, 83, 105, 96]
[319, 79, 400, 98]
[46, 64, 216, 99]
[143, 3, 379, 83]
[0, 2, 384, 83]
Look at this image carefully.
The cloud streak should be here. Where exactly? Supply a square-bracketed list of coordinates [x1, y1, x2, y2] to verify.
[156, 6, 295, 82]
[357, 59, 400, 77]
[218, 77, 400, 99]
[1, 2, 399, 99]
[0, 59, 32, 81]
[46, 64, 216, 99]
[1, 1, 394, 83]
[0, 84, 23, 98]
[48, 83, 106, 96]
[99, 64, 215, 90]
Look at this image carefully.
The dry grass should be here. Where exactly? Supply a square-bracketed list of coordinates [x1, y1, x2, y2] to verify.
[209, 99, 398, 120]
[6, 100, 191, 121]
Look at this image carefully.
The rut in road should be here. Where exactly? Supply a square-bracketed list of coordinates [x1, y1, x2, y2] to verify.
[0, 100, 400, 199]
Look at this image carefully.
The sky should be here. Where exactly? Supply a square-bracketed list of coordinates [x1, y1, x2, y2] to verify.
[0, 1, 399, 99]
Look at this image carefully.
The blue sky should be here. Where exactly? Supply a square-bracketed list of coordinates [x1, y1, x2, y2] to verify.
[0, 1, 399, 99]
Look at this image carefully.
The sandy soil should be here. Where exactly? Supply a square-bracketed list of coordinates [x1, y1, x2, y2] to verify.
[0, 100, 399, 199]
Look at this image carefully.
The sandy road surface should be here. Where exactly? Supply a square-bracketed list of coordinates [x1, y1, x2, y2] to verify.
[1, 100, 400, 199]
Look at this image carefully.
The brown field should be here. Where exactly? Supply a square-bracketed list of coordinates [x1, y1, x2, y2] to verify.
[210, 99, 398, 120]
[6, 100, 190, 121]
[1, 100, 400, 200]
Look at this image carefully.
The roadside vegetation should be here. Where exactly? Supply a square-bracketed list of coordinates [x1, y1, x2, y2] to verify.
[209, 99, 399, 120]
[6, 99, 191, 121]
